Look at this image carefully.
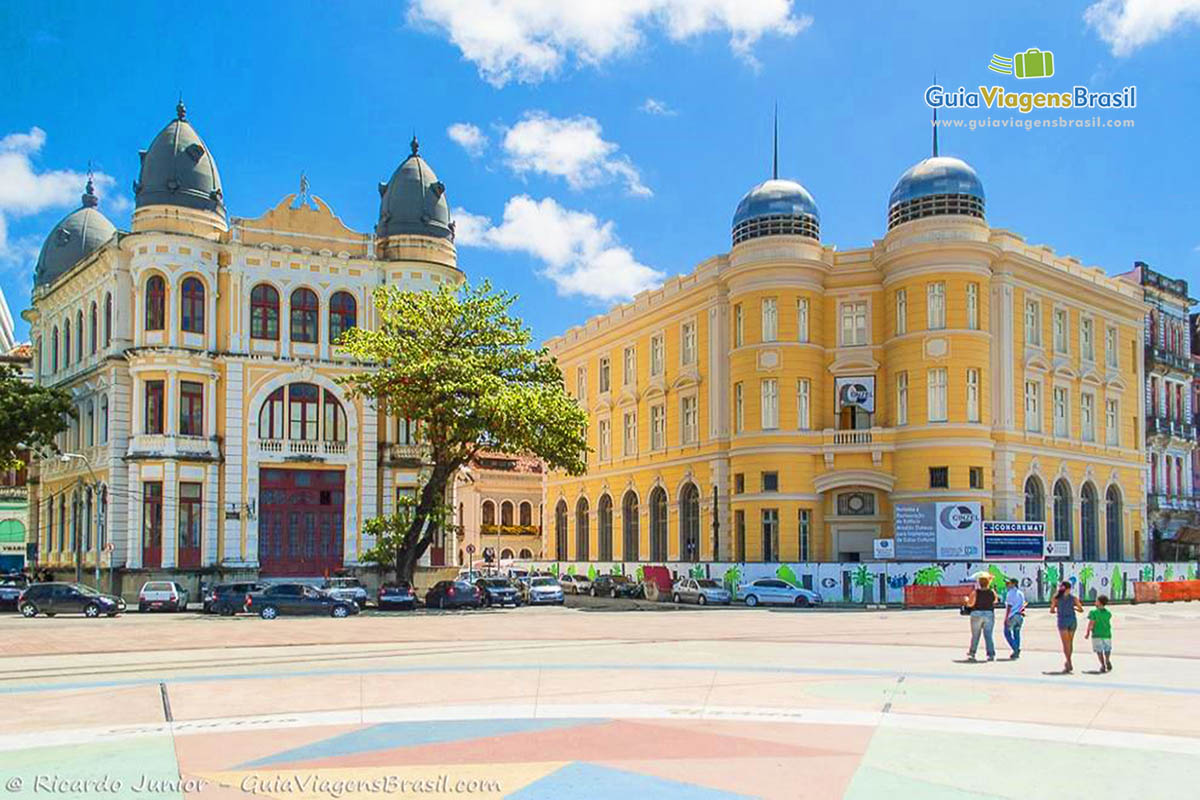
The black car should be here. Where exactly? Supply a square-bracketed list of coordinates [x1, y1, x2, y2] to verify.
[0, 575, 29, 610]
[475, 577, 521, 607]
[425, 580, 482, 610]
[590, 574, 641, 598]
[377, 581, 418, 610]
[244, 583, 359, 619]
[18, 582, 125, 618]
[204, 581, 264, 615]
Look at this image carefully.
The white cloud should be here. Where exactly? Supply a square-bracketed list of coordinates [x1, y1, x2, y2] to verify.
[409, 0, 810, 86]
[640, 97, 676, 116]
[454, 195, 665, 302]
[447, 122, 489, 156]
[1085, 0, 1200, 56]
[502, 111, 651, 197]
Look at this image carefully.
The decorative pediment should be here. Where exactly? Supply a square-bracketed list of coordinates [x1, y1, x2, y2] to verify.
[618, 386, 640, 406]
[813, 468, 896, 494]
[1024, 351, 1050, 373]
[1104, 374, 1127, 391]
[1080, 365, 1101, 385]
[672, 365, 702, 390]
[828, 349, 880, 374]
[644, 376, 668, 398]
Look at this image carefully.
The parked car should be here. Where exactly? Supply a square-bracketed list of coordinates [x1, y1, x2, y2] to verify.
[737, 578, 822, 607]
[322, 577, 369, 608]
[204, 582, 264, 615]
[672, 578, 732, 606]
[377, 581, 419, 610]
[138, 581, 190, 612]
[590, 574, 640, 598]
[522, 575, 565, 605]
[425, 580, 482, 609]
[0, 574, 29, 610]
[475, 577, 521, 607]
[557, 574, 592, 595]
[455, 569, 487, 583]
[244, 583, 359, 619]
[18, 582, 125, 618]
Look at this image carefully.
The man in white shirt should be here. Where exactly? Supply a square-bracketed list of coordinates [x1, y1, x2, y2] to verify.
[1003, 578, 1027, 659]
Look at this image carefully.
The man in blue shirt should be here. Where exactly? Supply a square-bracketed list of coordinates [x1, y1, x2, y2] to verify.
[1003, 578, 1027, 659]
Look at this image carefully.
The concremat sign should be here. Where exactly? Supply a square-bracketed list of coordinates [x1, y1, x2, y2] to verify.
[983, 521, 1045, 561]
[894, 502, 984, 560]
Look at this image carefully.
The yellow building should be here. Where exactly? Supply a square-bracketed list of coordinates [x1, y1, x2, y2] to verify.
[545, 150, 1147, 565]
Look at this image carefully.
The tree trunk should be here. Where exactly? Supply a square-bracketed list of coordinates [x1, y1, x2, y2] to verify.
[393, 462, 455, 582]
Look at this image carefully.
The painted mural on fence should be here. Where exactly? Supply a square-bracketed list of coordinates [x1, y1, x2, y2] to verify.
[524, 560, 1199, 604]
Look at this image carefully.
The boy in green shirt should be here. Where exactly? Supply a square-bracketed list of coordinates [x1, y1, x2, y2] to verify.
[1085, 594, 1113, 672]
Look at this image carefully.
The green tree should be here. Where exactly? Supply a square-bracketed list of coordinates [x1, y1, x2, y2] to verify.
[913, 565, 944, 586]
[337, 281, 588, 581]
[852, 564, 873, 603]
[0, 363, 74, 468]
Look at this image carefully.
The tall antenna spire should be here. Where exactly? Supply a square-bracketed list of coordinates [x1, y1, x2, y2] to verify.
[772, 103, 778, 180]
[931, 73, 939, 157]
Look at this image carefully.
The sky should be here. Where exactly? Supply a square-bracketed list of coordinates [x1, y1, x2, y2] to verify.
[2, 0, 1199, 344]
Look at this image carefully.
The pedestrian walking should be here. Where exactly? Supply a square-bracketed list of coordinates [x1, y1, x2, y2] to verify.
[1003, 578, 1027, 659]
[1085, 594, 1114, 673]
[962, 574, 997, 661]
[1050, 580, 1084, 673]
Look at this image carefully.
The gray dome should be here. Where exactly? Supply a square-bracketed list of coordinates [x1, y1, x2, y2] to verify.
[887, 156, 984, 229]
[376, 137, 453, 240]
[134, 101, 224, 213]
[731, 178, 820, 244]
[34, 180, 116, 288]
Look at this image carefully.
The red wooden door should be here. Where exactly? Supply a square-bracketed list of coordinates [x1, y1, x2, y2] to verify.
[258, 468, 345, 577]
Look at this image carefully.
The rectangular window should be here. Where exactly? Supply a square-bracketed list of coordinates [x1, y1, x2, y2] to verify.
[99, 394, 108, 443]
[681, 322, 696, 365]
[1025, 299, 1041, 347]
[927, 282, 945, 330]
[734, 304, 744, 347]
[85, 400, 94, 446]
[576, 366, 586, 401]
[598, 419, 611, 460]
[797, 298, 809, 342]
[966, 282, 979, 330]
[895, 289, 907, 335]
[797, 378, 811, 430]
[1081, 318, 1095, 362]
[178, 482, 202, 554]
[734, 382, 744, 433]
[927, 368, 947, 423]
[142, 481, 163, 552]
[896, 371, 909, 426]
[929, 466, 949, 489]
[761, 379, 779, 429]
[289, 385, 318, 440]
[179, 380, 204, 436]
[761, 298, 778, 342]
[798, 509, 811, 561]
[969, 466, 984, 490]
[841, 301, 868, 346]
[1053, 386, 1068, 436]
[1105, 399, 1118, 445]
[734, 510, 746, 562]
[1053, 308, 1069, 354]
[623, 346, 636, 386]
[623, 412, 637, 457]
[762, 472, 779, 492]
[650, 334, 664, 376]
[144, 380, 164, 434]
[681, 395, 698, 444]
[734, 473, 745, 494]
[1025, 381, 1041, 432]
[598, 357, 611, 394]
[966, 368, 980, 423]
[1081, 393, 1095, 442]
[650, 404, 666, 450]
[761, 508, 779, 562]
[1105, 326, 1118, 367]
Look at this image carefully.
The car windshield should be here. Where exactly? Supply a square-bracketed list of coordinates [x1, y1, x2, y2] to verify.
[697, 580, 719, 588]
[531, 578, 558, 587]
[482, 579, 509, 587]
[74, 584, 100, 596]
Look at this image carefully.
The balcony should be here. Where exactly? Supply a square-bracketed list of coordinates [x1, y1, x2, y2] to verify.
[480, 524, 542, 537]
[258, 439, 349, 458]
[820, 426, 893, 466]
[1145, 344, 1191, 375]
[1147, 493, 1200, 513]
[1146, 415, 1196, 442]
[128, 434, 221, 460]
[381, 442, 428, 466]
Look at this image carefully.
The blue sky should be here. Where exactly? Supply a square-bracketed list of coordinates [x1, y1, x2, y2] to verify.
[2, 0, 1198, 344]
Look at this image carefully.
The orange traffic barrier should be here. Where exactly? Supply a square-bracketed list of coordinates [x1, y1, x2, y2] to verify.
[904, 584, 975, 607]
[1132, 579, 1200, 603]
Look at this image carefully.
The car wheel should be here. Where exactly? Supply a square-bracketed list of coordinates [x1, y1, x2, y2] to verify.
[220, 604, 235, 616]
[138, 602, 148, 613]
[611, 589, 618, 599]
[331, 605, 350, 618]
[590, 587, 597, 597]
[19, 603, 37, 618]
[745, 594, 759, 607]
[698, 595, 707, 606]
[795, 596, 811, 608]
[259, 605, 278, 620]
[84, 603, 101, 618]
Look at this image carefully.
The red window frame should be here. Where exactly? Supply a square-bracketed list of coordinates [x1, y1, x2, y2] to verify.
[250, 284, 280, 340]
[290, 288, 319, 343]
[179, 381, 204, 436]
[323, 390, 346, 442]
[178, 482, 202, 568]
[181, 277, 205, 333]
[142, 481, 163, 567]
[144, 380, 165, 434]
[145, 275, 166, 331]
[328, 291, 357, 342]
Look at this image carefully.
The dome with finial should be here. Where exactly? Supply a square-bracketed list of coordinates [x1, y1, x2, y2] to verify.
[134, 99, 225, 213]
[34, 176, 117, 287]
[730, 109, 820, 245]
[887, 122, 984, 230]
[376, 136, 453, 241]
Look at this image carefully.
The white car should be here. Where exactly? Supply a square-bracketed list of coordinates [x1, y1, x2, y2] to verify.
[322, 577, 368, 608]
[557, 574, 592, 594]
[138, 581, 190, 612]
[736, 578, 823, 608]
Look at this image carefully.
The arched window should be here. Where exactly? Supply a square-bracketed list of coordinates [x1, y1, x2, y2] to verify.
[679, 483, 700, 561]
[63, 319, 71, 366]
[482, 500, 496, 526]
[622, 491, 639, 561]
[519, 548, 533, 559]
[500, 501, 513, 527]
[329, 291, 357, 342]
[597, 494, 613, 561]
[145, 275, 166, 330]
[288, 383, 319, 440]
[519, 501, 532, 527]
[575, 497, 590, 560]
[258, 387, 285, 440]
[104, 293, 112, 347]
[75, 310, 83, 358]
[649, 486, 668, 561]
[181, 277, 205, 333]
[51, 327, 59, 372]
[554, 500, 568, 559]
[1024, 476, 1045, 522]
[89, 302, 97, 354]
[1053, 479, 1072, 543]
[250, 284, 280, 340]
[500, 548, 514, 560]
[1105, 486, 1122, 561]
[323, 390, 347, 442]
[290, 288, 319, 343]
[1081, 483, 1099, 561]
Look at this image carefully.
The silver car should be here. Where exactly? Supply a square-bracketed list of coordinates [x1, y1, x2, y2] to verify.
[322, 577, 368, 608]
[672, 578, 731, 606]
[557, 574, 592, 595]
[737, 578, 822, 608]
[523, 576, 565, 605]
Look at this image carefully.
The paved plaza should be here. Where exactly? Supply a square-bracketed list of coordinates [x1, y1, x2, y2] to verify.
[2, 602, 1199, 799]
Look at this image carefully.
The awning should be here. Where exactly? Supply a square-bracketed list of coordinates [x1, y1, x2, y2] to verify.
[1176, 527, 1200, 544]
